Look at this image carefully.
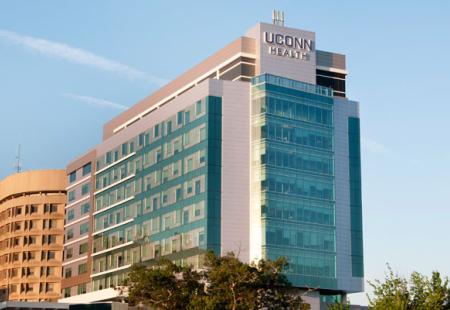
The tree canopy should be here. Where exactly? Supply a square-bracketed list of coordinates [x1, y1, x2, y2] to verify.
[127, 251, 310, 310]
[368, 265, 450, 310]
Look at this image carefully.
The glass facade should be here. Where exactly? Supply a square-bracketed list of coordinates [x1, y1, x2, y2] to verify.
[251, 74, 337, 289]
[91, 96, 222, 290]
[348, 117, 364, 278]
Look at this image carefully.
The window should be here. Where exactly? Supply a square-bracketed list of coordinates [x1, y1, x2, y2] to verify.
[79, 243, 88, 255]
[15, 206, 22, 216]
[64, 288, 71, 298]
[81, 203, 90, 215]
[166, 121, 172, 134]
[78, 263, 87, 275]
[173, 162, 180, 176]
[82, 163, 91, 176]
[69, 171, 76, 183]
[139, 133, 144, 146]
[48, 219, 56, 229]
[177, 111, 183, 125]
[45, 283, 54, 293]
[65, 268, 72, 278]
[196, 100, 202, 115]
[200, 150, 206, 164]
[200, 126, 206, 141]
[50, 204, 58, 213]
[187, 158, 193, 172]
[122, 143, 128, 156]
[106, 152, 112, 164]
[195, 205, 202, 217]
[81, 183, 90, 195]
[47, 251, 55, 260]
[30, 205, 38, 214]
[166, 140, 173, 156]
[186, 181, 193, 194]
[185, 111, 190, 124]
[184, 132, 190, 146]
[43, 203, 57, 213]
[48, 235, 57, 244]
[12, 253, 19, 262]
[174, 139, 182, 154]
[195, 180, 201, 194]
[68, 191, 75, 202]
[77, 283, 87, 295]
[156, 149, 162, 162]
[183, 210, 189, 224]
[66, 248, 73, 259]
[154, 124, 160, 138]
[176, 188, 182, 201]
[199, 231, 205, 246]
[67, 209, 75, 222]
[26, 236, 36, 245]
[67, 228, 74, 240]
[80, 222, 89, 235]
[25, 283, 33, 293]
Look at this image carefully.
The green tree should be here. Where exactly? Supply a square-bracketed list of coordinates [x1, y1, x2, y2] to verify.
[368, 265, 450, 310]
[254, 257, 309, 310]
[196, 252, 309, 310]
[127, 251, 310, 310]
[127, 258, 204, 309]
[327, 301, 350, 310]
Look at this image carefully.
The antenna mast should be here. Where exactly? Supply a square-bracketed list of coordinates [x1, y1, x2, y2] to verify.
[272, 10, 285, 27]
[14, 144, 22, 173]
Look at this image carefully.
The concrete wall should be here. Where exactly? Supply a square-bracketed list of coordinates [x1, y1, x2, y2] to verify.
[209, 80, 251, 262]
[246, 22, 316, 84]
[333, 97, 364, 293]
[0, 170, 66, 201]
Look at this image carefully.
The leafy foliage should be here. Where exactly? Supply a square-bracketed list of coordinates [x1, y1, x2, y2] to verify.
[127, 251, 310, 310]
[368, 265, 450, 310]
[327, 301, 350, 310]
[127, 258, 204, 309]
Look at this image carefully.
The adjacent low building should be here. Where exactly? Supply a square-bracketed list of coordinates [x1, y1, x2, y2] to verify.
[0, 170, 66, 302]
[61, 153, 95, 298]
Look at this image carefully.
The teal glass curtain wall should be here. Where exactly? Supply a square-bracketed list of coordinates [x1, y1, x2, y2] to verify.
[251, 74, 337, 289]
[348, 117, 364, 278]
[90, 95, 222, 290]
[206, 96, 222, 255]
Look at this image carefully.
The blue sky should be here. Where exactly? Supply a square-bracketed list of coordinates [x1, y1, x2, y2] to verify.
[1, 1, 449, 305]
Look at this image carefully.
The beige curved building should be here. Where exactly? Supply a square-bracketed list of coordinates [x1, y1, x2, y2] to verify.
[0, 170, 66, 302]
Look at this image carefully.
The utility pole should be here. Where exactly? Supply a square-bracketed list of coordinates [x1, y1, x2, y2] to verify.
[14, 144, 22, 173]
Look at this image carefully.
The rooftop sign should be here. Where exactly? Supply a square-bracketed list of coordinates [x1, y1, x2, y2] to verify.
[263, 31, 314, 61]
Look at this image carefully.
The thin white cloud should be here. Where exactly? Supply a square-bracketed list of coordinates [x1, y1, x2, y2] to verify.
[0, 29, 168, 85]
[63, 93, 128, 111]
[361, 138, 390, 154]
